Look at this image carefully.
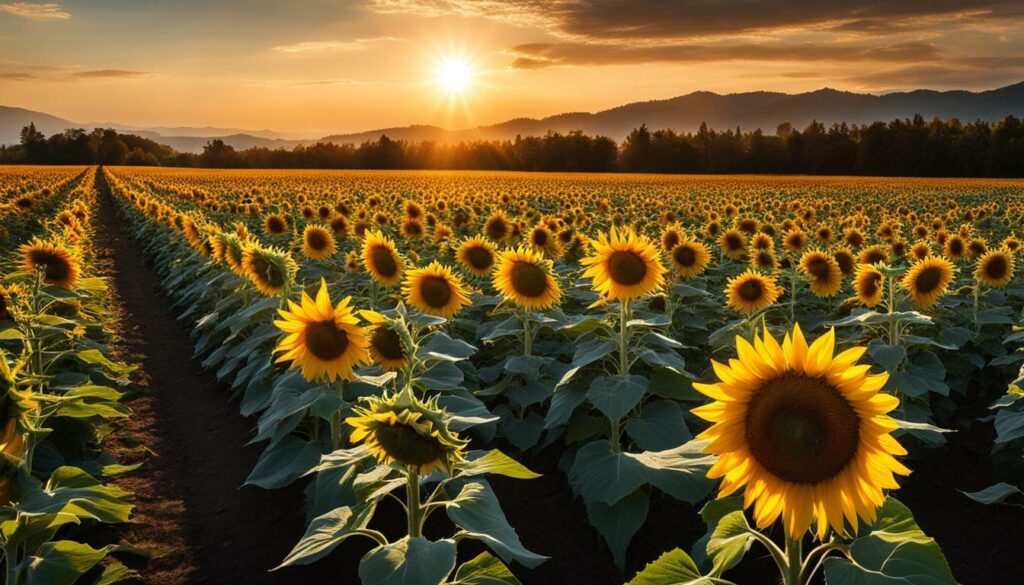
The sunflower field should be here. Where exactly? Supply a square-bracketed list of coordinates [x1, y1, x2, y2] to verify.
[3, 165, 1023, 584]
[0, 166, 149, 584]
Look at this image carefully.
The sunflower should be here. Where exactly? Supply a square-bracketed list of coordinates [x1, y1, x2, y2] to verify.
[799, 250, 843, 297]
[901, 256, 954, 308]
[581, 226, 665, 301]
[273, 278, 370, 382]
[456, 236, 497, 277]
[362, 230, 405, 287]
[493, 247, 562, 310]
[975, 250, 1014, 288]
[854, 263, 884, 307]
[242, 244, 298, 297]
[0, 284, 22, 322]
[750, 248, 779, 272]
[693, 325, 909, 540]
[402, 262, 472, 318]
[528, 225, 563, 258]
[719, 228, 748, 260]
[909, 242, 931, 262]
[263, 213, 289, 237]
[669, 237, 711, 279]
[360, 310, 409, 371]
[858, 244, 889, 266]
[347, 389, 468, 475]
[725, 270, 783, 314]
[832, 247, 855, 277]
[484, 211, 513, 242]
[301, 225, 337, 261]
[19, 238, 80, 289]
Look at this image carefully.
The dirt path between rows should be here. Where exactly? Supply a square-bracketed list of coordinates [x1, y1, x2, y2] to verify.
[91, 170, 342, 585]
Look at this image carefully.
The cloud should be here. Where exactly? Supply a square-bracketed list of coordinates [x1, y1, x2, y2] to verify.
[272, 37, 401, 54]
[845, 64, 1024, 90]
[369, 0, 1024, 41]
[0, 71, 34, 79]
[0, 2, 70, 20]
[506, 41, 945, 69]
[73, 69, 149, 79]
[247, 78, 367, 87]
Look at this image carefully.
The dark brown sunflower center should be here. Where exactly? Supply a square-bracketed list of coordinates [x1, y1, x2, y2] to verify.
[374, 422, 445, 467]
[510, 261, 548, 298]
[858, 273, 881, 298]
[948, 239, 963, 255]
[372, 327, 405, 360]
[674, 245, 696, 267]
[532, 230, 548, 246]
[834, 253, 853, 275]
[267, 217, 285, 233]
[863, 250, 885, 264]
[746, 372, 860, 484]
[725, 234, 743, 250]
[608, 250, 648, 285]
[984, 256, 1008, 280]
[306, 230, 330, 251]
[486, 219, 507, 240]
[370, 246, 398, 277]
[914, 266, 942, 293]
[419, 276, 452, 308]
[664, 233, 680, 250]
[30, 251, 71, 282]
[805, 257, 830, 279]
[305, 320, 349, 361]
[465, 246, 493, 270]
[737, 278, 764, 301]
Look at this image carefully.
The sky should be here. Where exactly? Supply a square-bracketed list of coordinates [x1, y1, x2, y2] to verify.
[2, 0, 1023, 136]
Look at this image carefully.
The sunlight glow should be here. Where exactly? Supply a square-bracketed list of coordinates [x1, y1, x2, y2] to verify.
[436, 58, 473, 94]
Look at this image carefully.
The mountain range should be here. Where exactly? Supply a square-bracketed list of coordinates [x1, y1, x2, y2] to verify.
[3, 82, 1023, 153]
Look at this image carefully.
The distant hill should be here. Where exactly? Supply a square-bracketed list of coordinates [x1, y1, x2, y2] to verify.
[4, 81, 1023, 151]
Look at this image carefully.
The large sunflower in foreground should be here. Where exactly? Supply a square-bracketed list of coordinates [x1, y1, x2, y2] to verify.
[493, 247, 562, 310]
[19, 238, 80, 289]
[581, 226, 665, 301]
[693, 325, 909, 540]
[273, 279, 370, 382]
[347, 389, 468, 475]
[402, 261, 471, 318]
[362, 230, 405, 287]
[901, 256, 954, 308]
[456, 236, 497, 277]
[725, 270, 782, 314]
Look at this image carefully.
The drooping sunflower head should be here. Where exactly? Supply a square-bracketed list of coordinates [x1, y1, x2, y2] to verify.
[901, 256, 954, 308]
[799, 250, 843, 298]
[832, 247, 855, 277]
[263, 213, 289, 237]
[854, 263, 884, 307]
[975, 249, 1014, 288]
[456, 236, 497, 277]
[581, 226, 665, 301]
[273, 278, 370, 382]
[493, 246, 562, 310]
[302, 225, 337, 261]
[19, 238, 80, 289]
[402, 261, 472, 318]
[725, 270, 782, 314]
[360, 310, 409, 371]
[346, 389, 468, 476]
[362, 230, 405, 287]
[0, 284, 23, 322]
[241, 243, 298, 297]
[669, 237, 711, 279]
[693, 325, 909, 540]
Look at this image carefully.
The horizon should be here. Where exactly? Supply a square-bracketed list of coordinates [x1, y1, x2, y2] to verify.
[2, 1, 1023, 136]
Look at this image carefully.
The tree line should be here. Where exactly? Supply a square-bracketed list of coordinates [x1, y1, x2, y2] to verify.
[2, 115, 1022, 177]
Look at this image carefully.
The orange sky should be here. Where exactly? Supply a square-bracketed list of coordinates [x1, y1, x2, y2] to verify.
[2, 1, 1022, 136]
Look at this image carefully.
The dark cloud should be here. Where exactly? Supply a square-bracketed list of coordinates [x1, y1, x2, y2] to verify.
[846, 64, 1024, 89]
[73, 69, 148, 78]
[0, 71, 34, 79]
[373, 0, 1024, 40]
[507, 42, 944, 69]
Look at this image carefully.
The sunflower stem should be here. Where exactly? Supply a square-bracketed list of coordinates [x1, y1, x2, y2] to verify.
[522, 310, 533, 358]
[783, 533, 803, 585]
[329, 380, 344, 451]
[789, 262, 798, 325]
[406, 468, 423, 538]
[972, 278, 981, 337]
[611, 299, 631, 452]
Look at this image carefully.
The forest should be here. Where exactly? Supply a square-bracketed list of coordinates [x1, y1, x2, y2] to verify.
[2, 114, 1022, 177]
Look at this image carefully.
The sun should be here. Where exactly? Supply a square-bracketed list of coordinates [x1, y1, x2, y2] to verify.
[436, 58, 473, 94]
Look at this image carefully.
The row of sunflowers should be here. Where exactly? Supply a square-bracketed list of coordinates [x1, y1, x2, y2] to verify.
[105, 165, 1024, 585]
[0, 166, 147, 584]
